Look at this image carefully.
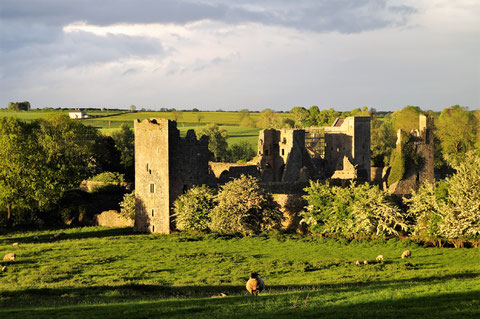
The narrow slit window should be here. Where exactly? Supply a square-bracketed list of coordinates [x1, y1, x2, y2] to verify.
[152, 225, 155, 232]
[146, 163, 149, 172]
[150, 183, 155, 193]
[152, 209, 155, 217]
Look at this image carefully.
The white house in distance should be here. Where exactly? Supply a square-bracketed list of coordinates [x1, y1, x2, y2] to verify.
[69, 109, 89, 119]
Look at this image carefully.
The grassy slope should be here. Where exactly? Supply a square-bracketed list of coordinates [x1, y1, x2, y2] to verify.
[0, 227, 479, 318]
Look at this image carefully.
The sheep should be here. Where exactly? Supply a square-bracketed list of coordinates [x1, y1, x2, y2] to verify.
[3, 253, 16, 261]
[246, 272, 265, 296]
[401, 250, 411, 259]
[12, 242, 19, 247]
[363, 260, 368, 265]
[355, 260, 361, 266]
[33, 236, 39, 241]
[1, 266, 6, 272]
[376, 255, 384, 262]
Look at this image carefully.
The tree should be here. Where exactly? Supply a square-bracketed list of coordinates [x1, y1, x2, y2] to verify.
[301, 181, 406, 237]
[439, 151, 480, 240]
[256, 109, 279, 129]
[404, 182, 444, 240]
[171, 110, 183, 122]
[209, 175, 282, 235]
[0, 118, 37, 224]
[290, 107, 310, 127]
[391, 106, 422, 132]
[227, 141, 256, 163]
[0, 115, 100, 224]
[197, 124, 229, 161]
[195, 112, 204, 125]
[33, 115, 99, 210]
[240, 116, 256, 127]
[370, 117, 396, 166]
[436, 105, 477, 166]
[111, 123, 134, 175]
[7, 101, 31, 111]
[173, 185, 216, 232]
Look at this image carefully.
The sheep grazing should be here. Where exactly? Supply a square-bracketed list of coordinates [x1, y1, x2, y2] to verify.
[376, 255, 384, 262]
[401, 250, 412, 259]
[246, 272, 265, 296]
[355, 260, 361, 266]
[12, 242, 19, 247]
[3, 253, 16, 261]
[363, 260, 368, 265]
[1, 266, 7, 272]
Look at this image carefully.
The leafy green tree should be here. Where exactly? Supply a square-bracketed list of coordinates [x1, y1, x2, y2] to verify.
[7, 101, 30, 111]
[209, 175, 282, 235]
[0, 115, 99, 224]
[197, 124, 229, 161]
[404, 182, 445, 240]
[227, 141, 256, 163]
[301, 181, 405, 237]
[173, 185, 216, 232]
[290, 107, 310, 127]
[436, 105, 477, 166]
[0, 118, 37, 223]
[33, 115, 99, 210]
[391, 106, 422, 132]
[111, 123, 134, 174]
[370, 117, 396, 166]
[256, 108, 279, 129]
[240, 115, 256, 127]
[314, 108, 340, 126]
[439, 151, 480, 240]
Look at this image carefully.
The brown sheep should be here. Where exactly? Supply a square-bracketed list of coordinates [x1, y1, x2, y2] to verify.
[401, 250, 412, 259]
[3, 253, 16, 261]
[246, 272, 265, 296]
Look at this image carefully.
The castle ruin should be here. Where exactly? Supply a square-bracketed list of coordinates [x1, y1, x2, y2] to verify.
[135, 116, 372, 233]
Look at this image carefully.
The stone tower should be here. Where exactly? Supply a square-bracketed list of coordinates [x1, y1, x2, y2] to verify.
[134, 118, 212, 233]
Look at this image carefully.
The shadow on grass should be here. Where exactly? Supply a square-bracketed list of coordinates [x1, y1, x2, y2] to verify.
[0, 288, 479, 319]
[1, 271, 479, 309]
[0, 227, 136, 244]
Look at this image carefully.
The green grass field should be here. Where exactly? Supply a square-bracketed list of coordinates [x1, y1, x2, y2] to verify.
[0, 110, 265, 147]
[1, 227, 479, 318]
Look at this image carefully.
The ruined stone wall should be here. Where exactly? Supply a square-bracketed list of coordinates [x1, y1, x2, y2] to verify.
[322, 116, 371, 181]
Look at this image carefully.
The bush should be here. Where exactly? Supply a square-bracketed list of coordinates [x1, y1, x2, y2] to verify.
[120, 191, 135, 220]
[173, 186, 216, 232]
[90, 172, 125, 183]
[209, 175, 283, 235]
[301, 181, 406, 237]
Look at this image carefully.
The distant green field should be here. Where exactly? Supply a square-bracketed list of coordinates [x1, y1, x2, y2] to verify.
[0, 110, 267, 147]
[0, 227, 479, 318]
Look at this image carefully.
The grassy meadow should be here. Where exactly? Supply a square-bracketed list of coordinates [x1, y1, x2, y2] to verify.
[1, 227, 479, 318]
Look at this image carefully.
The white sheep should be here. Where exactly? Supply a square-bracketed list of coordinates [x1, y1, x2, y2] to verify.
[355, 260, 361, 266]
[401, 250, 411, 259]
[246, 272, 265, 296]
[1, 266, 7, 272]
[3, 253, 15, 261]
[376, 255, 384, 262]
[363, 260, 368, 265]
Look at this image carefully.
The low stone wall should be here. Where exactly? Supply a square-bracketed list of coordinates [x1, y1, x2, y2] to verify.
[94, 210, 134, 228]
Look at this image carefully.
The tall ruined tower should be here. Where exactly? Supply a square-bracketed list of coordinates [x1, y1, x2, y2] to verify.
[134, 118, 212, 233]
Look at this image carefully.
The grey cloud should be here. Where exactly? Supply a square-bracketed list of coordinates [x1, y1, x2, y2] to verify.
[1, 0, 416, 33]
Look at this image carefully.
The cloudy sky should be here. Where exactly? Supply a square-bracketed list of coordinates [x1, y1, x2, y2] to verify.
[0, 0, 479, 111]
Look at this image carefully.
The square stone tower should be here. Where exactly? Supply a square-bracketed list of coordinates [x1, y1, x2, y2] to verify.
[134, 118, 212, 233]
